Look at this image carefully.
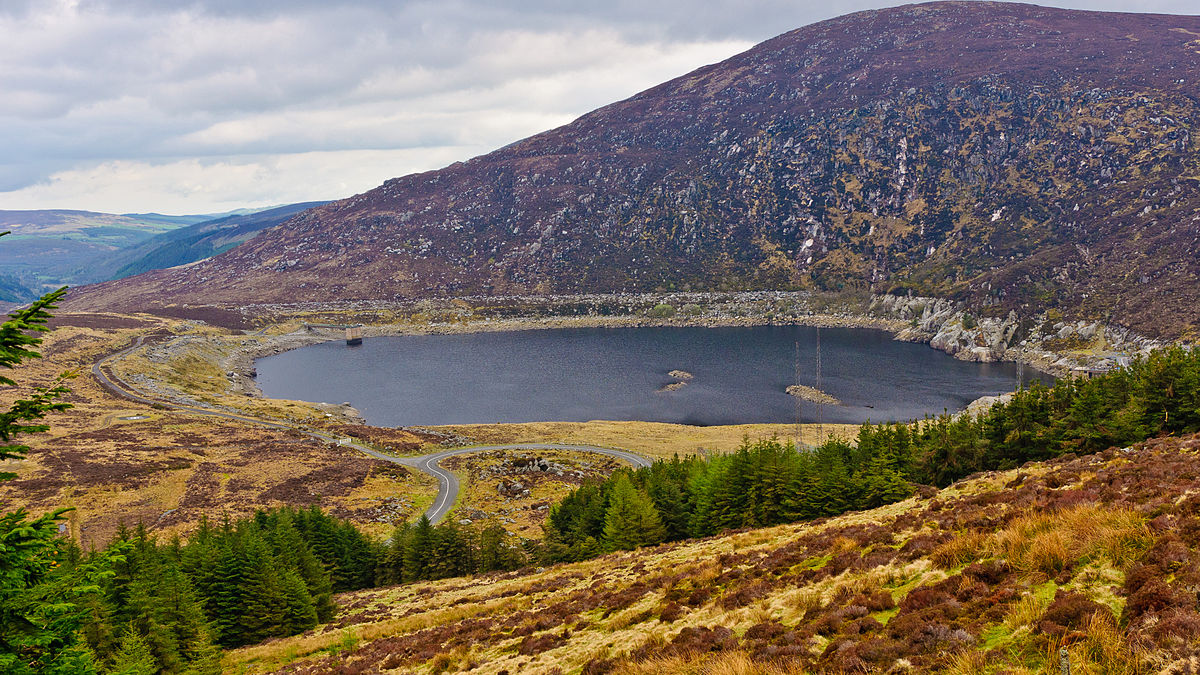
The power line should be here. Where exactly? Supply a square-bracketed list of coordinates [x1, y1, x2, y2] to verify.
[816, 327, 823, 443]
[794, 340, 802, 448]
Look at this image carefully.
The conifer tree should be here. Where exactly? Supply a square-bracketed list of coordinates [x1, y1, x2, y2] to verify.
[107, 628, 157, 675]
[381, 523, 412, 584]
[277, 568, 319, 635]
[237, 532, 290, 645]
[0, 284, 107, 674]
[403, 515, 436, 581]
[602, 474, 665, 551]
[476, 523, 507, 572]
[429, 521, 472, 579]
[206, 541, 248, 647]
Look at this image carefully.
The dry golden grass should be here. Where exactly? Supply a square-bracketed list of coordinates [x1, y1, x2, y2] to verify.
[990, 504, 1151, 575]
[1003, 586, 1055, 634]
[223, 508, 876, 674]
[428, 645, 478, 673]
[942, 648, 990, 675]
[1053, 613, 1146, 675]
[612, 650, 811, 675]
[931, 530, 990, 569]
[437, 420, 858, 460]
[227, 594, 530, 672]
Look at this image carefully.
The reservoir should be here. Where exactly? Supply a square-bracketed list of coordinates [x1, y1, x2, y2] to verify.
[255, 325, 1051, 427]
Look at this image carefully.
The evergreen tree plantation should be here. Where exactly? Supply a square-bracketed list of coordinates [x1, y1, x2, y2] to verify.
[545, 346, 1200, 564]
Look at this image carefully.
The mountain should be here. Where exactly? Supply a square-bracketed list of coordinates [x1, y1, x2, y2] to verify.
[0, 205, 321, 294]
[66, 2, 1200, 339]
[102, 201, 328, 280]
[0, 271, 37, 303]
[0, 209, 196, 293]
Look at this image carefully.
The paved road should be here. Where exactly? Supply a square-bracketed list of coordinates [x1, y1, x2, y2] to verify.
[92, 339, 653, 524]
[397, 444, 652, 524]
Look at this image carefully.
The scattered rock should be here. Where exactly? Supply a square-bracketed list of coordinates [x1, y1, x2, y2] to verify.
[498, 480, 531, 498]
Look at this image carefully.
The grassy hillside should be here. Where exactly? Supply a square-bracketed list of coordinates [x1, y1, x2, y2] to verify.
[227, 433, 1200, 674]
[0, 210, 202, 292]
[106, 201, 327, 280]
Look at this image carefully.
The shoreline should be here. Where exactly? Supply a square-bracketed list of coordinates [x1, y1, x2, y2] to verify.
[115, 290, 1163, 433]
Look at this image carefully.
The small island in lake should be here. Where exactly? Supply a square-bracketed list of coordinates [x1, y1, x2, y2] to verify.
[786, 384, 841, 406]
[657, 369, 694, 393]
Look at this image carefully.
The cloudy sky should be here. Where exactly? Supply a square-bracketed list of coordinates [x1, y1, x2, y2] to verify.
[0, 0, 1195, 215]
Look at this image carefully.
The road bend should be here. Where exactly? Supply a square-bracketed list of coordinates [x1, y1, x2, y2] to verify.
[92, 339, 653, 524]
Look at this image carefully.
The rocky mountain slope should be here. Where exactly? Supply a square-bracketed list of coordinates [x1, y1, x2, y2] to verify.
[67, 2, 1200, 339]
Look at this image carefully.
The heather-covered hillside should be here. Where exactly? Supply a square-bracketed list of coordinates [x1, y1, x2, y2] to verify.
[67, 1, 1200, 339]
[225, 433, 1200, 674]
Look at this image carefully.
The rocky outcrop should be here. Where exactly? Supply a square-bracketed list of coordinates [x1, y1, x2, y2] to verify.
[875, 294, 1162, 374]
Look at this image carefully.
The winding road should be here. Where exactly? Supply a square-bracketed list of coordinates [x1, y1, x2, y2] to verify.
[92, 337, 652, 524]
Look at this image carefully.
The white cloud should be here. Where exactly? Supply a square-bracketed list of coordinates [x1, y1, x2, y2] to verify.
[0, 147, 484, 214]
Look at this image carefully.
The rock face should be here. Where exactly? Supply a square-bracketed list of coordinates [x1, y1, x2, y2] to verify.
[67, 1, 1200, 340]
[876, 293, 1160, 371]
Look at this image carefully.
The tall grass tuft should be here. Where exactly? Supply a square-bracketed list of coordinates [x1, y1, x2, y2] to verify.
[990, 504, 1151, 575]
[931, 531, 989, 569]
[1051, 613, 1146, 675]
[942, 648, 990, 675]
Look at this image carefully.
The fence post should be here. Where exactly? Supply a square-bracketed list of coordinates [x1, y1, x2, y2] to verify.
[1059, 647, 1071, 675]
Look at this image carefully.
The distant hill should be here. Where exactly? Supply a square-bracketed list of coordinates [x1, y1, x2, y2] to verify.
[0, 204, 322, 294]
[0, 209, 194, 294]
[0, 271, 37, 303]
[104, 201, 328, 280]
[67, 1, 1200, 339]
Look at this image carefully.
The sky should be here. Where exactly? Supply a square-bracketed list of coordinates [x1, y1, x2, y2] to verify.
[1, 0, 1196, 215]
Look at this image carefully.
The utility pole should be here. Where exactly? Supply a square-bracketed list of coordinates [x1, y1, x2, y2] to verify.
[816, 327, 823, 443]
[794, 340, 802, 448]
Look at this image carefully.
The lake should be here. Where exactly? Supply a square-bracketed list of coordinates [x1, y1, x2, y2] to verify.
[255, 325, 1051, 427]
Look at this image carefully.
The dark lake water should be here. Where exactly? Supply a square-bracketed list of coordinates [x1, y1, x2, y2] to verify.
[255, 326, 1051, 427]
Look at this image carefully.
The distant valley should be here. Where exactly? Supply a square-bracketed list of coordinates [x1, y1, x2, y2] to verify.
[0, 202, 324, 300]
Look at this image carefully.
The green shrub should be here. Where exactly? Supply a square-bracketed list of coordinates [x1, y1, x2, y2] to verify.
[648, 303, 676, 318]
